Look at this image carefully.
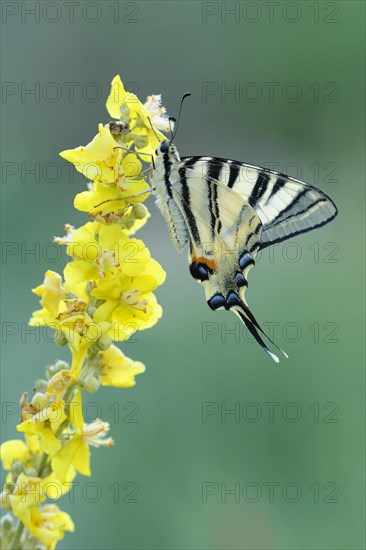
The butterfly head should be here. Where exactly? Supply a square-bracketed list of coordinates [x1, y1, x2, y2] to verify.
[155, 140, 181, 163]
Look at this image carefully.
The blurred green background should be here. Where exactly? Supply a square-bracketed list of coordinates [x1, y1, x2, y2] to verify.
[1, 1, 365, 549]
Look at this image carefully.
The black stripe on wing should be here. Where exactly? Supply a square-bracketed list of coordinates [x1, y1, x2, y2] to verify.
[179, 166, 201, 246]
[228, 162, 240, 189]
[163, 151, 173, 199]
[180, 156, 338, 247]
[249, 171, 271, 207]
[207, 161, 223, 238]
[265, 175, 288, 204]
[259, 185, 338, 249]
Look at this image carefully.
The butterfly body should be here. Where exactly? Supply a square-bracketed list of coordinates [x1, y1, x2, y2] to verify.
[150, 144, 189, 252]
[150, 140, 337, 362]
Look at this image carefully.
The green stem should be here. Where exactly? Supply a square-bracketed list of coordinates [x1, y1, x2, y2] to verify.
[37, 451, 49, 477]
[9, 521, 24, 550]
[62, 382, 76, 405]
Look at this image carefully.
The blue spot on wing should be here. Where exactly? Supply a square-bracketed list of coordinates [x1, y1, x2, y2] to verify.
[239, 251, 254, 270]
[207, 294, 226, 311]
[235, 272, 247, 287]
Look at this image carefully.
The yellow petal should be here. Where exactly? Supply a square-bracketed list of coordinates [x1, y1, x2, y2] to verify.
[38, 427, 62, 456]
[100, 345, 145, 388]
[51, 436, 90, 482]
[26, 504, 74, 549]
[0, 440, 29, 470]
[60, 124, 122, 184]
[106, 75, 129, 119]
[43, 470, 76, 499]
[70, 346, 88, 379]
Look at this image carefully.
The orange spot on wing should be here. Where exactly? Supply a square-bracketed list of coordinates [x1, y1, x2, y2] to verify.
[191, 256, 217, 272]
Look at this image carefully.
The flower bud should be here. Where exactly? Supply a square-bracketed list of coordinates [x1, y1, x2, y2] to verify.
[11, 461, 24, 478]
[97, 335, 112, 351]
[24, 467, 38, 477]
[34, 379, 48, 393]
[31, 392, 49, 412]
[46, 360, 69, 379]
[54, 330, 68, 347]
[0, 492, 12, 511]
[83, 376, 101, 393]
[132, 203, 147, 220]
[47, 370, 72, 395]
[87, 306, 97, 317]
[55, 360, 70, 370]
[0, 513, 14, 534]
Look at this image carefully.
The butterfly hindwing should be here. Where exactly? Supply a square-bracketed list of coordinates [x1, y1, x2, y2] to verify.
[168, 163, 285, 362]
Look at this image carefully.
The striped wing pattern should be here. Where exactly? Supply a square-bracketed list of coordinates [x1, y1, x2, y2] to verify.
[152, 147, 337, 362]
[181, 156, 338, 249]
[168, 158, 286, 362]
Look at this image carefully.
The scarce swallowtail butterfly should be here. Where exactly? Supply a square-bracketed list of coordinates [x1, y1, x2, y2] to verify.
[149, 95, 338, 362]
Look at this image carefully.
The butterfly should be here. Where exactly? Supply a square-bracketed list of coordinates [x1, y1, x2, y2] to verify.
[148, 99, 338, 362]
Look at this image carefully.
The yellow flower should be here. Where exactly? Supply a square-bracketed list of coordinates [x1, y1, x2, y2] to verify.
[60, 122, 151, 216]
[99, 345, 145, 388]
[30, 270, 66, 323]
[74, 179, 150, 217]
[25, 434, 41, 455]
[51, 390, 113, 483]
[17, 401, 66, 456]
[73, 154, 150, 216]
[91, 256, 165, 340]
[54, 299, 110, 377]
[60, 123, 124, 184]
[8, 469, 74, 514]
[24, 504, 74, 550]
[30, 282, 110, 378]
[42, 469, 76, 500]
[47, 370, 73, 396]
[88, 203, 150, 234]
[64, 222, 150, 284]
[9, 473, 48, 523]
[0, 440, 30, 470]
[106, 74, 166, 159]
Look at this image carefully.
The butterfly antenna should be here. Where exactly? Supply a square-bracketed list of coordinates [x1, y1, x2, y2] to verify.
[147, 117, 162, 143]
[170, 92, 192, 143]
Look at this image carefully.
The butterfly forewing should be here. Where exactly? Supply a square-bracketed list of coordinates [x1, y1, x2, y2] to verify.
[181, 157, 338, 249]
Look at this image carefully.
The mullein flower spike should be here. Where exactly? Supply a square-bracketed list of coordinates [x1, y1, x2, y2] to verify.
[0, 75, 168, 550]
